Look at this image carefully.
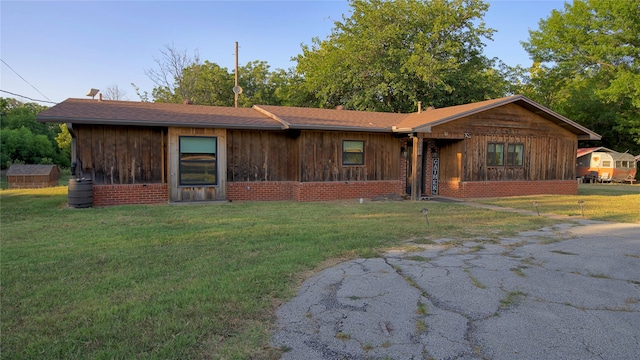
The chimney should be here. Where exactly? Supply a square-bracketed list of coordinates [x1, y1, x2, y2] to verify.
[418, 101, 422, 113]
[98, 93, 102, 101]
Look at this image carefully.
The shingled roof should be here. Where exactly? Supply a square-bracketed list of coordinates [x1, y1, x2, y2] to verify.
[37, 96, 601, 140]
[253, 105, 408, 132]
[6, 164, 58, 176]
[37, 98, 283, 130]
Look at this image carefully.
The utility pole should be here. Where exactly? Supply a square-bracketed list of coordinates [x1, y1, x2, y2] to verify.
[233, 41, 241, 108]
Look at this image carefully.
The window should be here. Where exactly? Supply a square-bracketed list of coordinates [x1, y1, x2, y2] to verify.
[342, 140, 365, 165]
[179, 136, 217, 185]
[507, 144, 524, 166]
[487, 143, 504, 166]
[602, 160, 611, 167]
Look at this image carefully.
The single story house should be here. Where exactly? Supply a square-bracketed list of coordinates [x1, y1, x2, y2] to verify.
[37, 95, 601, 206]
[6, 164, 60, 189]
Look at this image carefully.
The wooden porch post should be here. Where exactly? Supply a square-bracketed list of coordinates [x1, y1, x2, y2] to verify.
[411, 134, 423, 200]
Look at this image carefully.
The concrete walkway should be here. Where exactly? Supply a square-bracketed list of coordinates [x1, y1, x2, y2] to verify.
[272, 204, 640, 359]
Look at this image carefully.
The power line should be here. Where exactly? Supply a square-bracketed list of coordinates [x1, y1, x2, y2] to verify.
[0, 89, 58, 104]
[1, 58, 53, 102]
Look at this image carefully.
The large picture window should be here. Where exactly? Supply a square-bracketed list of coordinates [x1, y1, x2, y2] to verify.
[179, 136, 217, 185]
[487, 143, 504, 166]
[507, 144, 524, 166]
[342, 140, 365, 166]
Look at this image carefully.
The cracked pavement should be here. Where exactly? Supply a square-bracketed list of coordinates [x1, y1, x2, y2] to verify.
[272, 219, 640, 359]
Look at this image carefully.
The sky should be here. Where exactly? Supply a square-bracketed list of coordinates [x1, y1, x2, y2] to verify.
[1, 0, 566, 106]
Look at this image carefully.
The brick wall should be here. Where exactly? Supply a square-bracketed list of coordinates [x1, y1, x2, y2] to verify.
[89, 179, 575, 205]
[227, 180, 403, 202]
[227, 181, 296, 201]
[293, 181, 403, 201]
[90, 181, 403, 206]
[438, 180, 578, 198]
[92, 184, 168, 206]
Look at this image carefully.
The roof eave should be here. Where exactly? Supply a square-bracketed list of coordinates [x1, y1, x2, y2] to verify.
[37, 116, 285, 130]
[577, 134, 602, 141]
[290, 124, 392, 132]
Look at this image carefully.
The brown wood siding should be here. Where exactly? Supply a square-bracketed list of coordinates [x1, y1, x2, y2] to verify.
[430, 104, 578, 182]
[226, 130, 299, 182]
[168, 127, 226, 202]
[74, 124, 165, 184]
[300, 131, 400, 182]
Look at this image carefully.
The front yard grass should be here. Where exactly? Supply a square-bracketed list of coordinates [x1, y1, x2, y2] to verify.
[475, 183, 640, 223]
[0, 185, 610, 359]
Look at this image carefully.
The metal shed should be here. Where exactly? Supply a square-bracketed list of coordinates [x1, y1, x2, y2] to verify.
[6, 164, 60, 189]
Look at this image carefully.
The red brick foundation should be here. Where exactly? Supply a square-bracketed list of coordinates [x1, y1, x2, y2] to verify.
[438, 180, 578, 198]
[87, 179, 575, 205]
[92, 183, 168, 206]
[227, 180, 404, 202]
[227, 182, 296, 201]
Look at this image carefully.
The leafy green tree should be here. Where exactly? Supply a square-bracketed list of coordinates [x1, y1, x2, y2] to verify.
[1, 127, 55, 167]
[55, 123, 72, 167]
[185, 61, 234, 106]
[150, 58, 310, 107]
[0, 98, 69, 168]
[522, 0, 640, 152]
[295, 0, 506, 112]
[1, 98, 54, 139]
[237, 61, 277, 107]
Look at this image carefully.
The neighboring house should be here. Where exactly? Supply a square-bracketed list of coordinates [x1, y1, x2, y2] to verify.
[577, 147, 637, 183]
[37, 95, 601, 206]
[6, 164, 60, 189]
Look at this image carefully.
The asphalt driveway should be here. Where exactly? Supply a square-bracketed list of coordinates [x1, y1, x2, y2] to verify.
[272, 215, 640, 359]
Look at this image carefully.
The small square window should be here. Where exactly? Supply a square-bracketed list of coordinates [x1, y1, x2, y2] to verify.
[343, 140, 364, 165]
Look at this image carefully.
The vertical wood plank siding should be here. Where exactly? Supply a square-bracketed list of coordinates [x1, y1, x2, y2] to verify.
[74, 124, 165, 184]
[299, 131, 400, 182]
[227, 130, 400, 183]
[226, 130, 299, 182]
[430, 104, 577, 182]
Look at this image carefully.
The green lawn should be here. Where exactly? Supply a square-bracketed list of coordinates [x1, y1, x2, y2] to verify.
[475, 183, 640, 223]
[1, 184, 634, 359]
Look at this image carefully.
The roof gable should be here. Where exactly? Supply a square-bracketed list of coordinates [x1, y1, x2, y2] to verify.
[395, 95, 601, 141]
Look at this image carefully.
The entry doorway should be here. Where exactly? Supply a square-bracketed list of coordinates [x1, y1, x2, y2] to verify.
[405, 142, 428, 196]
